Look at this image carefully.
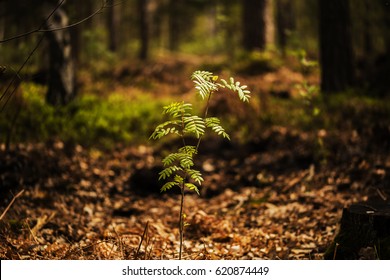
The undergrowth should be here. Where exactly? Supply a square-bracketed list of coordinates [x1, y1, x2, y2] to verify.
[1, 78, 389, 150]
[0, 83, 168, 148]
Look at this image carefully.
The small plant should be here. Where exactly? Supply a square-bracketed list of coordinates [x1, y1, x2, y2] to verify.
[150, 70, 250, 259]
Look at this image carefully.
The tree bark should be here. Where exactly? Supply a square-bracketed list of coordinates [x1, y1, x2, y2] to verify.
[45, 4, 76, 106]
[319, 0, 355, 93]
[138, 0, 149, 60]
[0, 0, 4, 45]
[264, 0, 275, 47]
[107, 0, 120, 52]
[221, 0, 236, 59]
[242, 0, 266, 51]
[168, 0, 182, 52]
[275, 0, 295, 54]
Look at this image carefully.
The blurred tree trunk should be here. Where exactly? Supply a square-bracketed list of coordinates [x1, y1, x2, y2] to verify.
[107, 0, 120, 52]
[69, 27, 81, 66]
[0, 0, 4, 45]
[319, 0, 354, 93]
[384, 0, 390, 54]
[368, 0, 390, 96]
[264, 0, 275, 47]
[168, 0, 182, 52]
[221, 0, 236, 59]
[363, 0, 373, 57]
[242, 0, 266, 51]
[275, 0, 295, 54]
[45, 4, 76, 106]
[68, 0, 94, 66]
[138, 0, 149, 60]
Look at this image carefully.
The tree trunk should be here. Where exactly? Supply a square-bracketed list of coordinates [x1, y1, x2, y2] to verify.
[168, 0, 182, 52]
[107, 0, 120, 52]
[275, 0, 295, 54]
[221, 0, 236, 59]
[0, 0, 4, 45]
[384, 0, 390, 54]
[319, 0, 355, 93]
[242, 0, 266, 51]
[45, 5, 76, 106]
[138, 0, 149, 60]
[264, 0, 275, 47]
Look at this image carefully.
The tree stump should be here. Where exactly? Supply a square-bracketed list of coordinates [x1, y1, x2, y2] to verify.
[324, 202, 390, 259]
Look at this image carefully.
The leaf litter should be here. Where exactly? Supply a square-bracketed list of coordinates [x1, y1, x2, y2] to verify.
[1, 122, 388, 260]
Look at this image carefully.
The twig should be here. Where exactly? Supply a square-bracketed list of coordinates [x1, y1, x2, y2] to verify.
[179, 185, 185, 260]
[135, 221, 149, 259]
[333, 242, 339, 260]
[0, 189, 25, 221]
[25, 218, 40, 244]
[31, 212, 56, 236]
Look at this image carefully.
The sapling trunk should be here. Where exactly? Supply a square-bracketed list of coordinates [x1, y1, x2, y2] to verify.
[179, 183, 185, 260]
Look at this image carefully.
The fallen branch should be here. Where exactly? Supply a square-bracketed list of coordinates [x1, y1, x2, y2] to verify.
[0, 189, 25, 221]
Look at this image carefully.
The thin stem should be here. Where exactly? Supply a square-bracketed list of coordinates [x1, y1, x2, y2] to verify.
[180, 107, 187, 148]
[196, 91, 213, 151]
[178, 182, 185, 260]
[178, 105, 189, 260]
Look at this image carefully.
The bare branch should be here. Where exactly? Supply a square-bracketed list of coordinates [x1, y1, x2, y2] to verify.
[0, 1, 110, 112]
[0, 0, 110, 44]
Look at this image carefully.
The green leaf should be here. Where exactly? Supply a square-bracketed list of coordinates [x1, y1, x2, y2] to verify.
[185, 183, 200, 195]
[178, 153, 194, 169]
[187, 169, 204, 185]
[178, 145, 197, 156]
[191, 70, 215, 82]
[191, 71, 218, 99]
[151, 70, 252, 200]
[183, 115, 205, 138]
[205, 117, 230, 140]
[163, 102, 193, 117]
[149, 120, 181, 140]
[159, 165, 182, 180]
[219, 78, 251, 102]
[161, 181, 178, 192]
[174, 175, 184, 183]
[162, 153, 179, 166]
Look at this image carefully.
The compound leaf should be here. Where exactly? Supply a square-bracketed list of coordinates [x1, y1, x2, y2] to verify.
[161, 181, 179, 192]
[185, 183, 200, 195]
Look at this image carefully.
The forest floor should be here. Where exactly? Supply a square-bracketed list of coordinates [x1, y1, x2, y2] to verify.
[1, 56, 389, 260]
